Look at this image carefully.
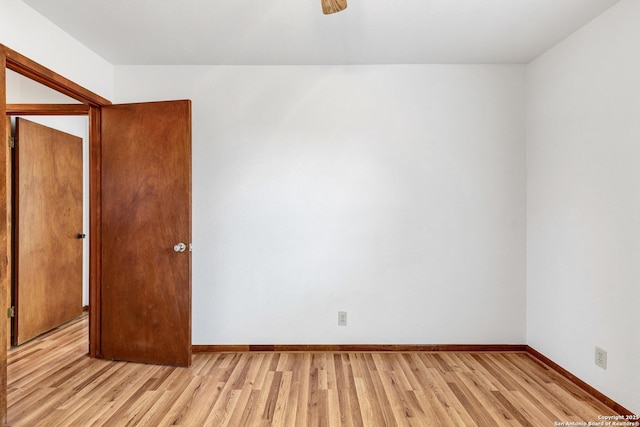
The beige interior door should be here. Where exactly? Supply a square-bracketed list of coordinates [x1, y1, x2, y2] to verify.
[100, 100, 192, 367]
[14, 118, 83, 345]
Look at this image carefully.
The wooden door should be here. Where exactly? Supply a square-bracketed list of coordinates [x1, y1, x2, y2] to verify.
[14, 118, 83, 345]
[101, 100, 192, 367]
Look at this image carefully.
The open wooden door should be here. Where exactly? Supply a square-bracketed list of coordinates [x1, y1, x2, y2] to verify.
[14, 118, 83, 345]
[101, 100, 192, 367]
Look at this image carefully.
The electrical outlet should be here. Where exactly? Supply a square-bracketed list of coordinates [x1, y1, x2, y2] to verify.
[595, 347, 607, 370]
[338, 311, 347, 326]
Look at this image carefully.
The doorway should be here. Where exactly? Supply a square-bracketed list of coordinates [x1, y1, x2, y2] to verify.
[0, 43, 109, 425]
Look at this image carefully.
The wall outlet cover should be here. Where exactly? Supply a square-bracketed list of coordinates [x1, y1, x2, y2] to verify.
[338, 311, 347, 326]
[595, 346, 607, 370]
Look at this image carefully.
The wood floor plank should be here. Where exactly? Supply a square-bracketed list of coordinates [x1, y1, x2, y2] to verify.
[417, 363, 476, 425]
[493, 353, 578, 421]
[243, 370, 278, 426]
[130, 390, 181, 427]
[271, 370, 293, 427]
[456, 371, 522, 426]
[467, 353, 554, 424]
[294, 353, 312, 427]
[281, 368, 301, 427]
[6, 315, 624, 426]
[400, 354, 453, 426]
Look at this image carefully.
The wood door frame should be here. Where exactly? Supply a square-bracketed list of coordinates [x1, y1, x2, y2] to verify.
[1, 44, 112, 425]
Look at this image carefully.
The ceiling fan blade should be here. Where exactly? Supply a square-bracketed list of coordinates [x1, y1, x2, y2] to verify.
[322, 0, 347, 14]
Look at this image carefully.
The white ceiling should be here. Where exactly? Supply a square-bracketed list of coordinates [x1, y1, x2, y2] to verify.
[23, 0, 620, 65]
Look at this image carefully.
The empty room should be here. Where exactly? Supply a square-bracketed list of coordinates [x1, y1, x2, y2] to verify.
[0, 0, 638, 425]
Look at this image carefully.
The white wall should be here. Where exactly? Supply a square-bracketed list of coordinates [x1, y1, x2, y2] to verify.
[0, 0, 113, 100]
[6, 69, 78, 103]
[527, 0, 640, 413]
[115, 65, 527, 345]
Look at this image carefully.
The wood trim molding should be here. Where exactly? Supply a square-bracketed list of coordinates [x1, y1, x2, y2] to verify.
[6, 104, 89, 116]
[88, 106, 101, 358]
[1, 45, 111, 107]
[0, 48, 8, 427]
[526, 346, 633, 416]
[193, 344, 528, 353]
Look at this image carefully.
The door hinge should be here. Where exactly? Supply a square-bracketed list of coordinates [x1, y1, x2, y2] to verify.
[7, 306, 15, 318]
[8, 136, 15, 148]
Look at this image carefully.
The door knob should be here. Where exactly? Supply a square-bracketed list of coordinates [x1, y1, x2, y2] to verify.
[173, 243, 187, 252]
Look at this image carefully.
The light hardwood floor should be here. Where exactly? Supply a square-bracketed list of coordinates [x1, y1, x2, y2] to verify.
[8, 315, 618, 426]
